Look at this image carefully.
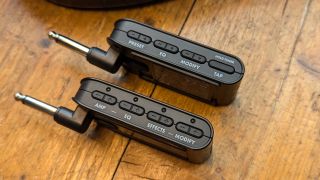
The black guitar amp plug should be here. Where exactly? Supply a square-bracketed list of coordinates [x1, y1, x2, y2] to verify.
[48, 19, 245, 105]
[15, 78, 213, 163]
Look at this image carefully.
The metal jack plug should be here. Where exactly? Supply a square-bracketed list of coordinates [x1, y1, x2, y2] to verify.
[15, 92, 93, 133]
[48, 31, 121, 73]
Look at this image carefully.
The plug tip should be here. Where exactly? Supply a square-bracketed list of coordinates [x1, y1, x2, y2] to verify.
[48, 31, 58, 39]
[47, 31, 90, 55]
[15, 92, 26, 101]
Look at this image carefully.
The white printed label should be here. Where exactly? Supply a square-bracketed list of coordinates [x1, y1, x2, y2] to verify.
[94, 103, 106, 110]
[180, 60, 200, 69]
[159, 52, 166, 57]
[147, 123, 165, 134]
[214, 71, 223, 78]
[174, 134, 195, 145]
[214, 55, 234, 64]
[128, 40, 144, 49]
[124, 114, 131, 120]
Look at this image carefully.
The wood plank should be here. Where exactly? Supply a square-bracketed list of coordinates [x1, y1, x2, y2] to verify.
[0, 0, 194, 179]
[114, 0, 318, 179]
[247, 0, 320, 178]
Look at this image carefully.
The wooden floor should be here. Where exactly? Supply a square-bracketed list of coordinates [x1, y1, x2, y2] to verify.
[0, 0, 319, 179]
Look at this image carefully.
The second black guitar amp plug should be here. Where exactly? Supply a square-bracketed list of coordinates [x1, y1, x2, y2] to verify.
[48, 19, 245, 105]
[15, 18, 245, 163]
[15, 78, 213, 163]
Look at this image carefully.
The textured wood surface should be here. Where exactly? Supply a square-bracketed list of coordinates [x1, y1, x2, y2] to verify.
[114, 0, 320, 179]
[0, 0, 319, 179]
[0, 0, 194, 179]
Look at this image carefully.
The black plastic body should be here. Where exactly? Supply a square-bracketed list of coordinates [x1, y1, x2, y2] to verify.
[87, 47, 121, 73]
[73, 78, 213, 163]
[107, 19, 245, 105]
[54, 106, 93, 133]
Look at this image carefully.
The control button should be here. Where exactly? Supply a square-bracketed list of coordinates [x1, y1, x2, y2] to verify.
[103, 95, 117, 105]
[213, 54, 244, 73]
[131, 105, 145, 116]
[127, 31, 151, 44]
[176, 123, 190, 133]
[189, 127, 203, 138]
[159, 116, 173, 127]
[192, 54, 206, 64]
[181, 50, 206, 64]
[119, 101, 132, 111]
[147, 111, 161, 121]
[154, 40, 178, 54]
[209, 60, 235, 74]
[147, 112, 174, 127]
[154, 40, 167, 49]
[92, 91, 104, 100]
[165, 44, 179, 54]
[127, 31, 140, 39]
[181, 50, 194, 59]
[119, 101, 144, 116]
[138, 35, 152, 44]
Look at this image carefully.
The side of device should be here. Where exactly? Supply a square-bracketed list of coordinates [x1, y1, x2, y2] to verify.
[107, 19, 245, 105]
[73, 78, 214, 163]
[15, 78, 214, 163]
[47, 19, 245, 105]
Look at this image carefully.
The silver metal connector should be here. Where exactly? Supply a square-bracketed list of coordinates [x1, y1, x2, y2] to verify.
[48, 31, 90, 56]
[15, 92, 57, 115]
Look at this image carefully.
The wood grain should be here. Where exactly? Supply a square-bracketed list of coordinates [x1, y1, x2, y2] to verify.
[1, 0, 319, 179]
[0, 0, 194, 179]
[114, 0, 320, 179]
